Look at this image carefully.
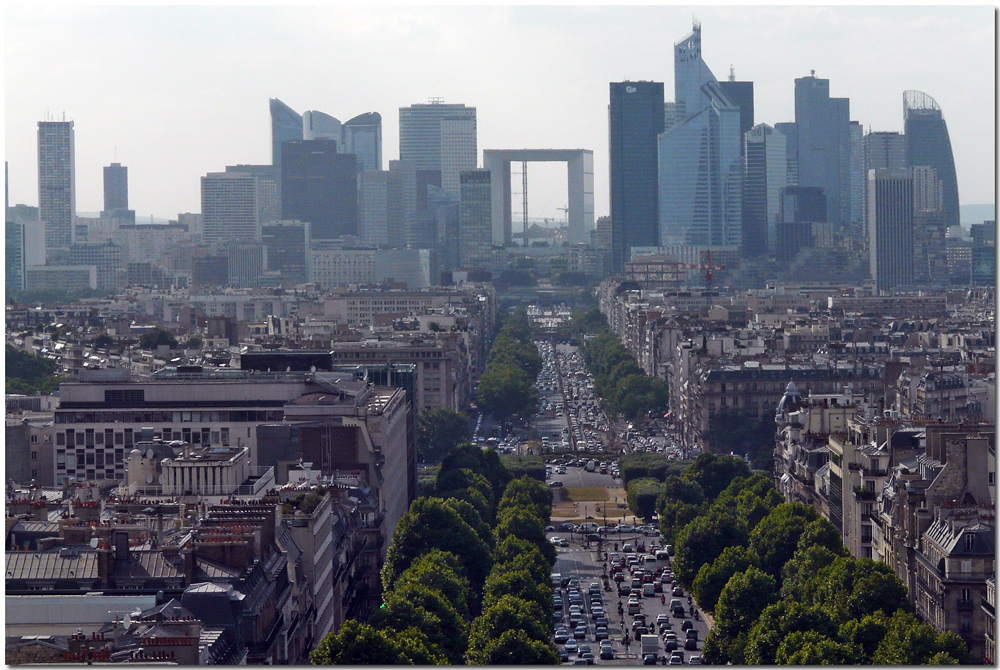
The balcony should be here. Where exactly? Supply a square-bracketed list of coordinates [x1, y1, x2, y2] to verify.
[853, 486, 877, 501]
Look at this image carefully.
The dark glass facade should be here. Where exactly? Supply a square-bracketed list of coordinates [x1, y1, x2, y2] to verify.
[719, 80, 755, 153]
[281, 140, 358, 239]
[609, 81, 664, 271]
[904, 91, 960, 229]
[270, 98, 303, 170]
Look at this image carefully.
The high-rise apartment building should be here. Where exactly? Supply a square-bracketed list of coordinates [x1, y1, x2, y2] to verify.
[904, 90, 960, 229]
[458, 169, 492, 269]
[226, 164, 281, 227]
[226, 241, 267, 288]
[849, 121, 865, 227]
[280, 140, 358, 240]
[609, 81, 665, 271]
[868, 168, 914, 293]
[6, 221, 26, 293]
[67, 240, 123, 290]
[399, 101, 477, 197]
[270, 98, 303, 170]
[261, 220, 311, 283]
[743, 124, 787, 256]
[342, 113, 383, 173]
[37, 120, 76, 254]
[658, 23, 742, 248]
[794, 75, 852, 227]
[201, 172, 258, 247]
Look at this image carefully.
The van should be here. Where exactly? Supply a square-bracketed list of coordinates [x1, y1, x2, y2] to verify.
[551, 572, 562, 588]
[643, 583, 655, 597]
[655, 549, 671, 560]
[627, 600, 642, 614]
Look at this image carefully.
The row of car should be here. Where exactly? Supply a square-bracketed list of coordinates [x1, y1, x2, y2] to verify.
[553, 580, 614, 664]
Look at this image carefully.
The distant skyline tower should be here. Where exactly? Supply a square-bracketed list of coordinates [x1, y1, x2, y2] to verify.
[102, 162, 133, 222]
[658, 23, 743, 248]
[742, 124, 787, 255]
[794, 74, 852, 227]
[609, 80, 665, 271]
[719, 70, 754, 154]
[280, 139, 358, 240]
[359, 170, 391, 247]
[201, 172, 258, 247]
[904, 90, 960, 229]
[302, 110, 341, 142]
[399, 101, 477, 197]
[270, 98, 303, 170]
[6, 221, 26, 293]
[868, 168, 914, 293]
[37, 119, 76, 254]
[458, 169, 492, 269]
[342, 112, 383, 173]
[863, 131, 906, 230]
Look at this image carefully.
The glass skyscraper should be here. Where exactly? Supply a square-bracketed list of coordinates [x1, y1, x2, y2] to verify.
[37, 120, 76, 254]
[658, 24, 742, 248]
[609, 80, 664, 271]
[270, 98, 303, 170]
[793, 75, 852, 227]
[904, 90, 960, 229]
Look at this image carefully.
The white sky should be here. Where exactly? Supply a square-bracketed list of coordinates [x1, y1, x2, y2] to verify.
[5, 5, 996, 223]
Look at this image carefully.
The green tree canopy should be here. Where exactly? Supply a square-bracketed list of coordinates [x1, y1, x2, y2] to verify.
[138, 326, 177, 349]
[394, 549, 472, 622]
[871, 610, 967, 664]
[626, 477, 661, 520]
[482, 567, 553, 620]
[466, 595, 551, 662]
[748, 502, 820, 582]
[418, 407, 471, 463]
[468, 627, 560, 665]
[441, 497, 494, 551]
[744, 601, 841, 664]
[672, 508, 748, 585]
[683, 452, 751, 501]
[811, 556, 911, 620]
[93, 332, 114, 349]
[381, 497, 493, 593]
[779, 544, 843, 604]
[439, 444, 512, 501]
[774, 630, 859, 665]
[494, 506, 556, 565]
[691, 544, 758, 614]
[660, 475, 706, 506]
[707, 566, 779, 664]
[476, 363, 539, 426]
[497, 476, 552, 522]
[5, 345, 62, 395]
[379, 581, 468, 663]
[310, 619, 429, 665]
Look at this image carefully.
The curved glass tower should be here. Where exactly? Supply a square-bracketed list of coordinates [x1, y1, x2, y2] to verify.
[270, 98, 303, 169]
[904, 91, 960, 228]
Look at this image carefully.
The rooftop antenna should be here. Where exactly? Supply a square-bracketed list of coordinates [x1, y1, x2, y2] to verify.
[428, 97, 444, 104]
[729, 65, 735, 82]
[811, 69, 816, 77]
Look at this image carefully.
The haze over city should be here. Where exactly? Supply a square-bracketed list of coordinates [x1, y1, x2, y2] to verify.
[5, 5, 995, 222]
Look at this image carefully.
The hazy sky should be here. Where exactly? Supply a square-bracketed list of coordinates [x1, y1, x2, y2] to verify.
[5, 5, 995, 223]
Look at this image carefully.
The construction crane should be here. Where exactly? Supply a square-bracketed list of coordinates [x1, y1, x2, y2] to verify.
[683, 249, 726, 290]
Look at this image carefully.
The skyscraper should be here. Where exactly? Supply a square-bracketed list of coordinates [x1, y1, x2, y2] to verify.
[226, 164, 281, 227]
[609, 80, 664, 271]
[719, 74, 754, 154]
[658, 23, 742, 248]
[794, 74, 852, 227]
[37, 120, 76, 254]
[6, 221, 26, 293]
[777, 186, 825, 263]
[458, 169, 492, 269]
[342, 112, 383, 173]
[261, 220, 311, 283]
[270, 98, 303, 169]
[302, 110, 341, 142]
[388, 160, 418, 249]
[904, 90, 960, 229]
[868, 168, 914, 293]
[863, 131, 906, 235]
[359, 170, 390, 247]
[399, 101, 477, 197]
[281, 140, 358, 240]
[201, 172, 258, 247]
[912, 166, 947, 286]
[742, 124, 787, 256]
[102, 163, 134, 222]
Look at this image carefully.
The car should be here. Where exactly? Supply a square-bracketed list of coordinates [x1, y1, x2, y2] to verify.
[684, 638, 698, 651]
[578, 645, 592, 656]
[554, 629, 570, 644]
[558, 537, 569, 547]
[665, 640, 679, 652]
[574, 625, 588, 639]
[681, 620, 693, 632]
[673, 586, 684, 597]
[545, 525, 555, 532]
[549, 480, 564, 487]
[653, 581, 663, 593]
[687, 655, 702, 664]
[669, 656, 685, 665]
[643, 653, 659, 665]
[564, 639, 579, 653]
[644, 554, 657, 563]
[600, 646, 615, 660]
[579, 652, 595, 664]
[558, 649, 570, 662]
[656, 614, 671, 627]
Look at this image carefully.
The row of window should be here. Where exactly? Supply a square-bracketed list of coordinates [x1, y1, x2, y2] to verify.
[57, 426, 239, 449]
[56, 409, 283, 424]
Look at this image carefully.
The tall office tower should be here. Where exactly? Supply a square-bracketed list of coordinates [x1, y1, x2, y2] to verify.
[776, 186, 825, 263]
[302, 110, 341, 142]
[849, 121, 864, 226]
[719, 73, 754, 155]
[343, 113, 383, 173]
[912, 166, 947, 285]
[458, 169, 492, 269]
[388, 160, 418, 248]
[862, 131, 906, 235]
[904, 90, 960, 228]
[399, 102, 477, 194]
[6, 221, 26, 293]
[68, 240, 123, 290]
[427, 185, 461, 276]
[359, 171, 390, 247]
[226, 164, 281, 226]
[201, 172, 258, 247]
[774, 122, 799, 185]
[261, 220, 311, 283]
[226, 241, 267, 288]
[270, 98, 303, 169]
[102, 162, 135, 223]
[440, 117, 478, 197]
[794, 74, 852, 227]
[742, 124, 787, 256]
[37, 120, 76, 254]
[868, 168, 914, 293]
[609, 80, 664, 271]
[281, 139, 358, 240]
[658, 23, 742, 248]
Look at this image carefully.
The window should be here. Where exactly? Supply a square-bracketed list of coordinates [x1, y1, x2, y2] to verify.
[965, 535, 976, 552]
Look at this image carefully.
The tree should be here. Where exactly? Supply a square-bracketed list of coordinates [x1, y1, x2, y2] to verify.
[796, 517, 846, 555]
[683, 452, 751, 501]
[691, 545, 758, 613]
[657, 498, 706, 547]
[482, 567, 553, 619]
[466, 595, 551, 662]
[494, 506, 556, 565]
[476, 363, 539, 427]
[626, 477, 660, 520]
[5, 345, 62, 395]
[744, 601, 840, 664]
[779, 544, 842, 604]
[870, 611, 967, 664]
[839, 612, 890, 663]
[437, 467, 495, 521]
[184, 336, 202, 349]
[441, 497, 494, 551]
[748, 502, 820, 582]
[811, 556, 911, 620]
[418, 407, 471, 463]
[469, 627, 560, 665]
[380, 581, 468, 663]
[708, 567, 779, 664]
[619, 453, 670, 487]
[394, 549, 472, 622]
[138, 327, 177, 349]
[672, 508, 748, 585]
[497, 476, 552, 522]
[493, 537, 551, 584]
[381, 497, 493, 592]
[660, 475, 705, 506]
[774, 630, 859, 665]
[310, 620, 411, 665]
[439, 444, 512, 501]
[93, 332, 114, 349]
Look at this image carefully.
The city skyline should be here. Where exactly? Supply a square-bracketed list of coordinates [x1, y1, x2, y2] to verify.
[5, 5, 994, 223]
